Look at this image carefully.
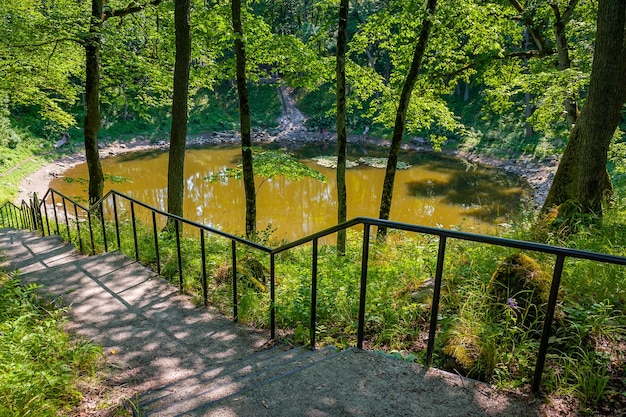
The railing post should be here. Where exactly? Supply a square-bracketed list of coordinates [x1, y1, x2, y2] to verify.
[73, 202, 83, 252]
[131, 201, 139, 261]
[112, 194, 121, 250]
[310, 238, 319, 350]
[175, 220, 183, 292]
[357, 224, 371, 349]
[51, 193, 60, 235]
[532, 253, 566, 393]
[99, 204, 108, 252]
[62, 198, 71, 242]
[152, 211, 160, 275]
[200, 229, 208, 306]
[231, 240, 238, 322]
[12, 204, 19, 228]
[32, 193, 42, 234]
[426, 235, 447, 367]
[270, 252, 275, 339]
[42, 198, 51, 236]
[87, 210, 95, 254]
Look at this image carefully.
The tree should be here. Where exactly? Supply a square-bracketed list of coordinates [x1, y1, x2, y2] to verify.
[84, 0, 105, 206]
[167, 0, 192, 219]
[83, 0, 165, 206]
[336, 0, 348, 253]
[232, 0, 256, 238]
[542, 0, 626, 217]
[377, 0, 437, 237]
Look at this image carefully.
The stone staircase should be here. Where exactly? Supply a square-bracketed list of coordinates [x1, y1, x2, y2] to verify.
[0, 228, 544, 417]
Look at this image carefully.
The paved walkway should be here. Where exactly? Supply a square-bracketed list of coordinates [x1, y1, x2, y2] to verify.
[0, 228, 548, 416]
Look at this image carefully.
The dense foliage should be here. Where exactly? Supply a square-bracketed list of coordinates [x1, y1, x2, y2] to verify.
[0, 270, 102, 416]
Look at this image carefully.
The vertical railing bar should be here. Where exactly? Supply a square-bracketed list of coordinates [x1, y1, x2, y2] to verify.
[357, 224, 371, 349]
[30, 198, 38, 231]
[270, 252, 275, 340]
[100, 204, 108, 253]
[201, 229, 208, 306]
[131, 201, 139, 261]
[42, 199, 51, 236]
[34, 193, 44, 235]
[7, 206, 12, 228]
[20, 204, 28, 229]
[0, 205, 5, 227]
[51, 193, 60, 235]
[19, 204, 26, 229]
[112, 194, 121, 250]
[532, 253, 566, 394]
[231, 240, 238, 322]
[175, 220, 183, 292]
[87, 209, 95, 255]
[31, 194, 39, 233]
[73, 202, 83, 252]
[426, 235, 447, 367]
[152, 211, 160, 275]
[16, 204, 23, 228]
[310, 238, 319, 350]
[62, 198, 71, 242]
[12, 204, 18, 228]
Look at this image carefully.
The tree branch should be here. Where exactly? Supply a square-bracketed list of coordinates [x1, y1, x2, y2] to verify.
[103, 0, 167, 21]
[441, 49, 550, 79]
[508, 0, 551, 53]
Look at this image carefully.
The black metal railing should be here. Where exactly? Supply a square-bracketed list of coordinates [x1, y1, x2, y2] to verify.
[2, 188, 626, 394]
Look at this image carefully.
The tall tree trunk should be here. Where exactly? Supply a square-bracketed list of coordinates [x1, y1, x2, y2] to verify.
[377, 0, 437, 238]
[550, 0, 580, 128]
[84, 0, 104, 206]
[542, 0, 626, 217]
[336, 0, 348, 254]
[167, 0, 192, 219]
[232, 0, 256, 238]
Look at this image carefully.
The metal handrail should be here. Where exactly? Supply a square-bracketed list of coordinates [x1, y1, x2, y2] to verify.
[2, 188, 626, 395]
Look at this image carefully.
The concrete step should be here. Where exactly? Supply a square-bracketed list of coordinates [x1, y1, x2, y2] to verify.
[139, 345, 342, 416]
[0, 228, 80, 273]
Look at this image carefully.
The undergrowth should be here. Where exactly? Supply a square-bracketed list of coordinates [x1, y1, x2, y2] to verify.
[0, 269, 103, 416]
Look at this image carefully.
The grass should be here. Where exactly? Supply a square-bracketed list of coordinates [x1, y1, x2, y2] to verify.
[12, 192, 625, 413]
[0, 268, 103, 416]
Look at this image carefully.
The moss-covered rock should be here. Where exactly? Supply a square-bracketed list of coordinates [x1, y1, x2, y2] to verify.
[488, 253, 551, 326]
[212, 256, 268, 292]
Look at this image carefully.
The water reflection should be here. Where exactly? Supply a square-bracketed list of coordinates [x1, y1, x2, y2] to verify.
[50, 145, 529, 241]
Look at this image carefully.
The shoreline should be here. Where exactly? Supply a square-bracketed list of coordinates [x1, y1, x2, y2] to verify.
[17, 129, 558, 210]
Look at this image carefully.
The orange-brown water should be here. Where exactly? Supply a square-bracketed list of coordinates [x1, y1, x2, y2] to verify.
[49, 145, 529, 241]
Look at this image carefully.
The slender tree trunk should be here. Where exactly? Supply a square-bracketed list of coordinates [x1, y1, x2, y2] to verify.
[85, 0, 104, 206]
[542, 0, 626, 216]
[377, 0, 437, 238]
[523, 30, 534, 138]
[166, 0, 192, 219]
[336, 0, 348, 254]
[551, 0, 580, 128]
[232, 0, 256, 237]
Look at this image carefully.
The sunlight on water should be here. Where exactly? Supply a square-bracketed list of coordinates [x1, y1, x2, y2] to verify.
[50, 145, 529, 241]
